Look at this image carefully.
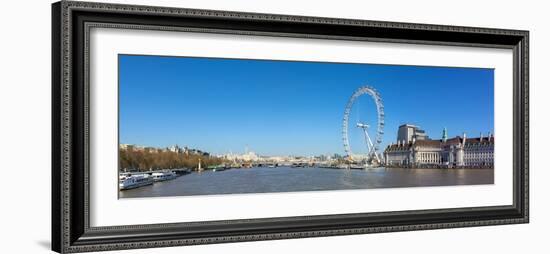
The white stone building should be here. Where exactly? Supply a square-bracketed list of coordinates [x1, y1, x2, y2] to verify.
[384, 129, 494, 168]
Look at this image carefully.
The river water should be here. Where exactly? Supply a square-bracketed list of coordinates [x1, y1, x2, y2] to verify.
[119, 166, 493, 198]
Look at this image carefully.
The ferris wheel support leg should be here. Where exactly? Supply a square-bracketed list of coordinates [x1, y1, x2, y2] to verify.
[363, 129, 380, 161]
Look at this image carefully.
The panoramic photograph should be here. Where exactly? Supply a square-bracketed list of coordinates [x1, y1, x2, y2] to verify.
[117, 54, 494, 198]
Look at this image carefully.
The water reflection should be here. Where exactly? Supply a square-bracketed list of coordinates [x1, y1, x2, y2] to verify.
[119, 166, 494, 198]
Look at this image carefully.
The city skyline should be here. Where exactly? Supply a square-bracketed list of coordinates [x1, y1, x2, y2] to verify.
[119, 55, 494, 156]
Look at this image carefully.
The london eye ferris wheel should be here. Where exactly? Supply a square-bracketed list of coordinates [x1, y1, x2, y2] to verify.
[342, 86, 385, 164]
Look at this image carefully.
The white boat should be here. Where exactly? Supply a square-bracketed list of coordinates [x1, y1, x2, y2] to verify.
[349, 164, 366, 170]
[119, 174, 153, 190]
[152, 171, 177, 182]
[336, 164, 350, 169]
[119, 172, 132, 179]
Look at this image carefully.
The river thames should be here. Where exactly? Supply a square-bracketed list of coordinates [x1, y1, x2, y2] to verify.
[119, 166, 493, 198]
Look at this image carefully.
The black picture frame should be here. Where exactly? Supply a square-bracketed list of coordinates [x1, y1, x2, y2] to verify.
[51, 1, 529, 253]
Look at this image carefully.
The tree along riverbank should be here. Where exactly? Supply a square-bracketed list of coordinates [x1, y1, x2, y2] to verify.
[119, 149, 227, 172]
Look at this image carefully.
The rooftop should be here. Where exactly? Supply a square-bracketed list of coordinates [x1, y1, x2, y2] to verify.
[399, 124, 419, 128]
[385, 136, 494, 151]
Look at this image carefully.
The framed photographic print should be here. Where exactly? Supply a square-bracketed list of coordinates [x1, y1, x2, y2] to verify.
[52, 1, 529, 253]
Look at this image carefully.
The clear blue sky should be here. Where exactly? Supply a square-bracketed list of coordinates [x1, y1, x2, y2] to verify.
[119, 55, 494, 156]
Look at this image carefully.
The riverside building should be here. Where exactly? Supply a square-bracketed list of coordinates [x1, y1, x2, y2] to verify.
[384, 126, 494, 168]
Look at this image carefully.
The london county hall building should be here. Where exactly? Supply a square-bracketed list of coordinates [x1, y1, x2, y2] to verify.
[383, 124, 494, 168]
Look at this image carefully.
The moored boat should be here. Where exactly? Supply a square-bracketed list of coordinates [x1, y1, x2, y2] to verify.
[349, 164, 367, 170]
[152, 171, 177, 182]
[119, 174, 153, 190]
[210, 164, 228, 172]
[336, 164, 350, 169]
